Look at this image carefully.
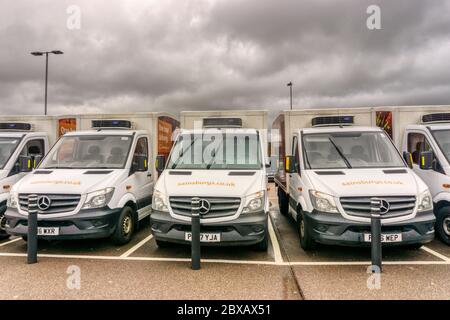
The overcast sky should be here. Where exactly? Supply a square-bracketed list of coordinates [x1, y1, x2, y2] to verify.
[1, 0, 450, 119]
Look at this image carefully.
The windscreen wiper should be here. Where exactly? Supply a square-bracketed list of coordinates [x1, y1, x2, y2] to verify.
[206, 139, 224, 169]
[328, 137, 352, 168]
[206, 152, 217, 170]
[171, 137, 198, 169]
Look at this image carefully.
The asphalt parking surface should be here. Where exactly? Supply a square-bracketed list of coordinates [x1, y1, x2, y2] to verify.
[0, 184, 449, 300]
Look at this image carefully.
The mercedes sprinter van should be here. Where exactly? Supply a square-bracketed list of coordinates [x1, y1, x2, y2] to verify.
[150, 110, 270, 250]
[5, 114, 178, 245]
[373, 106, 450, 244]
[0, 121, 51, 240]
[273, 109, 435, 250]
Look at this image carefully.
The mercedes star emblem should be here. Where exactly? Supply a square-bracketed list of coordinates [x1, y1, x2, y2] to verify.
[198, 199, 211, 215]
[379, 199, 390, 215]
[37, 195, 52, 211]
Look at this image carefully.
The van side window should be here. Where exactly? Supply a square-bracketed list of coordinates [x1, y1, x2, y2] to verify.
[131, 137, 149, 172]
[292, 136, 300, 173]
[408, 132, 443, 173]
[10, 139, 45, 175]
[408, 133, 432, 164]
[134, 137, 148, 158]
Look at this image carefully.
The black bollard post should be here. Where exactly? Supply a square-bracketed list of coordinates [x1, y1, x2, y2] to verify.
[370, 198, 382, 273]
[191, 197, 201, 270]
[27, 194, 38, 264]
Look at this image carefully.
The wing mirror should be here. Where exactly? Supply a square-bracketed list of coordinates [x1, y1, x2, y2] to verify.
[419, 151, 433, 170]
[132, 155, 148, 172]
[156, 155, 166, 174]
[33, 155, 43, 168]
[285, 155, 296, 174]
[19, 155, 33, 173]
[403, 151, 413, 169]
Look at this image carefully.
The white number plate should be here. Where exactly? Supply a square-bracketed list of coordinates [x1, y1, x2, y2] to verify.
[185, 232, 221, 242]
[363, 233, 402, 243]
[37, 227, 59, 236]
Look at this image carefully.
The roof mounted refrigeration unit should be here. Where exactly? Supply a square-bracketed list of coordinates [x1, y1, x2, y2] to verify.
[91, 120, 134, 130]
[202, 117, 243, 128]
[421, 113, 450, 124]
[311, 115, 354, 127]
[0, 122, 34, 132]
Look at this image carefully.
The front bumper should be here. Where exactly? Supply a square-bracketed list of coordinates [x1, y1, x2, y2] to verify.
[150, 210, 268, 246]
[304, 209, 436, 247]
[5, 207, 121, 240]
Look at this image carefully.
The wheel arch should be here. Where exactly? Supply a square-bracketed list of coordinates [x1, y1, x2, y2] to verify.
[117, 193, 139, 229]
[434, 200, 450, 213]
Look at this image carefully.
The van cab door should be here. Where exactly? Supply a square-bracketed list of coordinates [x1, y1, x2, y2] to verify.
[288, 134, 302, 220]
[129, 135, 154, 219]
[405, 129, 448, 197]
[6, 135, 47, 184]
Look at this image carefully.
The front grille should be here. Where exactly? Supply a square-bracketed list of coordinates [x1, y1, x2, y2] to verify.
[169, 196, 241, 219]
[19, 194, 81, 214]
[340, 196, 416, 219]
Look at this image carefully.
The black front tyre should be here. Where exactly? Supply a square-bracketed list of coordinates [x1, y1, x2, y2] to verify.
[155, 239, 172, 248]
[0, 211, 10, 240]
[0, 233, 10, 241]
[111, 206, 135, 245]
[297, 210, 315, 251]
[436, 206, 450, 245]
[254, 226, 269, 252]
[278, 187, 289, 216]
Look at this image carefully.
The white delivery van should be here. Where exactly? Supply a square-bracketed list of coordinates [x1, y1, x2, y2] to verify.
[0, 121, 51, 240]
[5, 114, 178, 245]
[150, 110, 271, 251]
[372, 106, 450, 244]
[273, 109, 435, 250]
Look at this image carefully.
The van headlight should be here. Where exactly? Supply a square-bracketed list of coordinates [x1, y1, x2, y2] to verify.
[242, 191, 265, 214]
[417, 190, 432, 212]
[152, 190, 169, 212]
[309, 190, 338, 213]
[82, 188, 114, 210]
[8, 192, 18, 209]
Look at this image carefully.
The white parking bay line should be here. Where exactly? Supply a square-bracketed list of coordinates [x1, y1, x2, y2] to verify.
[268, 217, 283, 264]
[0, 237, 22, 247]
[0, 252, 279, 265]
[421, 246, 450, 262]
[287, 260, 449, 266]
[1, 252, 449, 266]
[120, 234, 153, 258]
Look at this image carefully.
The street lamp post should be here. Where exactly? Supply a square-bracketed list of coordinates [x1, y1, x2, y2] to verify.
[286, 81, 293, 110]
[31, 50, 64, 115]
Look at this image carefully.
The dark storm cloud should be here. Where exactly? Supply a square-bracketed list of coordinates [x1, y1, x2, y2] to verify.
[0, 0, 450, 117]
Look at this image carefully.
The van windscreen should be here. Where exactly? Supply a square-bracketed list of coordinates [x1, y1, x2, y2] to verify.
[40, 135, 133, 169]
[167, 133, 262, 170]
[431, 129, 450, 165]
[0, 138, 21, 169]
[302, 131, 405, 169]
